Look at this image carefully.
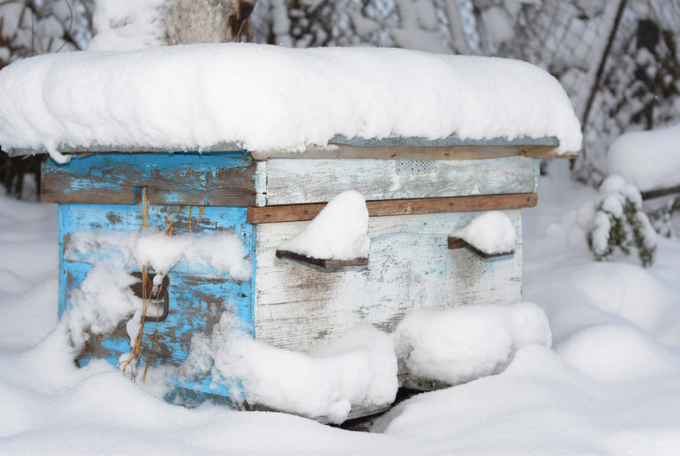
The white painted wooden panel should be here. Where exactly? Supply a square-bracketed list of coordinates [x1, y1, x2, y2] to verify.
[255, 160, 268, 207]
[253, 210, 523, 352]
[265, 156, 539, 205]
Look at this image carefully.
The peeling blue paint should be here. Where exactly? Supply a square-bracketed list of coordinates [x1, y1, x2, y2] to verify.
[57, 152, 258, 405]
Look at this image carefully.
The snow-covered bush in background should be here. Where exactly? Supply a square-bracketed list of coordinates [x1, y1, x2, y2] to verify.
[582, 175, 657, 267]
[646, 197, 680, 239]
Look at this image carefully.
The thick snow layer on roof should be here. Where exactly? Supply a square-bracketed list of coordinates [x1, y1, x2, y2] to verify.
[0, 44, 582, 162]
[609, 122, 680, 192]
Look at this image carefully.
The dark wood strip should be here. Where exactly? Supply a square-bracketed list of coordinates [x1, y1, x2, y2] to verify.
[248, 193, 538, 224]
[640, 185, 680, 200]
[447, 236, 515, 259]
[275, 250, 369, 269]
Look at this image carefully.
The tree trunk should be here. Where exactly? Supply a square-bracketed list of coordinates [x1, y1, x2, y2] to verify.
[165, 0, 257, 44]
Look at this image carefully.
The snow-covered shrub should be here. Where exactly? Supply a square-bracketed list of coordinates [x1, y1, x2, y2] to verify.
[584, 175, 657, 267]
[647, 197, 680, 239]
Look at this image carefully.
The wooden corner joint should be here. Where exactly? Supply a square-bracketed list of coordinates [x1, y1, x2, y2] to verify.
[447, 236, 515, 259]
[275, 249, 369, 270]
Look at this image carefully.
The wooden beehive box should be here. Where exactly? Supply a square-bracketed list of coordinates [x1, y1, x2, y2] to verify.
[0, 44, 583, 420]
[40, 135, 567, 414]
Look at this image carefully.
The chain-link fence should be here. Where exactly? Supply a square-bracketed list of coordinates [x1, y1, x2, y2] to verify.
[466, 0, 680, 183]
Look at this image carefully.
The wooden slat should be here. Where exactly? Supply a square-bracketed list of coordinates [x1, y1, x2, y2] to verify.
[265, 156, 539, 205]
[8, 135, 574, 160]
[252, 143, 571, 160]
[275, 250, 369, 269]
[447, 236, 515, 259]
[247, 193, 538, 224]
[42, 152, 258, 206]
[640, 184, 680, 200]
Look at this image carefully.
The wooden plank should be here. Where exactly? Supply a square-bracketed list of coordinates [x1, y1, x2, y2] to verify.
[252, 143, 572, 160]
[42, 152, 258, 206]
[329, 134, 559, 148]
[247, 193, 538, 224]
[447, 236, 515, 259]
[264, 156, 539, 205]
[8, 135, 572, 160]
[9, 142, 246, 156]
[640, 184, 680, 200]
[254, 211, 523, 353]
[275, 250, 369, 269]
[254, 160, 268, 207]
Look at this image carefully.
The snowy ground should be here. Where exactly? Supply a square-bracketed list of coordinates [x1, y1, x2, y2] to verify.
[1, 160, 679, 455]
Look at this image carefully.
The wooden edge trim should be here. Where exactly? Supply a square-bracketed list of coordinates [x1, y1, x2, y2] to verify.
[251, 144, 575, 160]
[640, 184, 680, 200]
[275, 250, 369, 269]
[247, 193, 538, 224]
[447, 236, 515, 259]
[398, 373, 453, 391]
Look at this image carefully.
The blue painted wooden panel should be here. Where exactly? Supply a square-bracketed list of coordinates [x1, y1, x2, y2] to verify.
[43, 151, 258, 206]
[59, 202, 255, 404]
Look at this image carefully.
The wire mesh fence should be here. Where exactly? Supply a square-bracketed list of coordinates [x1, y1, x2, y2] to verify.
[465, 0, 680, 183]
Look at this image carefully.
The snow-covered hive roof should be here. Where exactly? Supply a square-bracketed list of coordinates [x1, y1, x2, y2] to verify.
[0, 43, 582, 162]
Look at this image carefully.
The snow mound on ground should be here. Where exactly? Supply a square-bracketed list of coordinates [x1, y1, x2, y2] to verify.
[0, 43, 582, 160]
[556, 323, 680, 382]
[609, 122, 680, 192]
[450, 211, 517, 254]
[567, 262, 680, 349]
[394, 302, 551, 385]
[204, 316, 398, 424]
[278, 190, 370, 261]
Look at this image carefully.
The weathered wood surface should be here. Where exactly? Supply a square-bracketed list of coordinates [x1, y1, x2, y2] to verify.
[59, 203, 255, 400]
[254, 211, 523, 353]
[247, 194, 538, 224]
[43, 152, 258, 206]
[251, 135, 571, 160]
[398, 374, 452, 391]
[254, 160, 268, 207]
[253, 143, 568, 160]
[264, 156, 539, 205]
[448, 236, 515, 259]
[9, 135, 572, 160]
[276, 250, 369, 269]
[640, 184, 680, 200]
[267, 157, 538, 206]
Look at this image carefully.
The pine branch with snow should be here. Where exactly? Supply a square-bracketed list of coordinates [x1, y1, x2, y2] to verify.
[585, 175, 657, 267]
